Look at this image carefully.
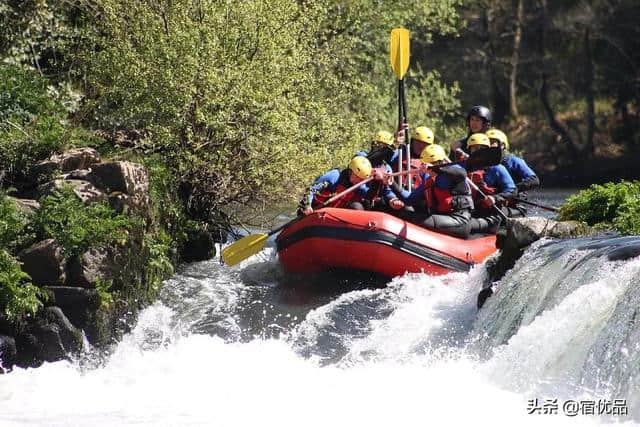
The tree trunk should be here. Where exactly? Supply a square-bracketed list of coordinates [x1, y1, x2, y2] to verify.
[537, 0, 578, 159]
[584, 27, 596, 157]
[508, 0, 524, 119]
[484, 5, 508, 125]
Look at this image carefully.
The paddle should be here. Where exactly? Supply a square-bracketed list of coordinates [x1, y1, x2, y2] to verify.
[513, 197, 559, 212]
[390, 27, 410, 190]
[466, 178, 509, 222]
[387, 146, 502, 179]
[221, 177, 374, 266]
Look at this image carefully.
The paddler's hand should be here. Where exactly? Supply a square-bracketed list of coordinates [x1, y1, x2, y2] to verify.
[372, 167, 386, 181]
[419, 162, 433, 173]
[394, 123, 409, 146]
[389, 198, 404, 210]
[303, 207, 314, 216]
[480, 195, 495, 208]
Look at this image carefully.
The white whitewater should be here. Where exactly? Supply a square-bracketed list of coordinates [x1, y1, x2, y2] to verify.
[1, 235, 639, 426]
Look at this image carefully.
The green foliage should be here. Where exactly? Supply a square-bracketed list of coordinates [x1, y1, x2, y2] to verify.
[558, 181, 640, 235]
[0, 64, 66, 182]
[143, 230, 174, 303]
[0, 64, 63, 125]
[33, 186, 137, 257]
[95, 278, 114, 311]
[142, 155, 189, 243]
[0, 249, 45, 322]
[0, 193, 35, 253]
[72, 0, 466, 223]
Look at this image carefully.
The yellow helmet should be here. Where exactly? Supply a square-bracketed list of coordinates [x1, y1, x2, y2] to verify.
[373, 130, 394, 146]
[420, 144, 447, 164]
[412, 126, 434, 145]
[467, 133, 491, 148]
[486, 129, 509, 150]
[349, 156, 372, 179]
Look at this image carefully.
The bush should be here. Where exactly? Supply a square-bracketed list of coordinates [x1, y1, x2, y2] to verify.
[0, 64, 64, 125]
[558, 181, 640, 235]
[0, 193, 34, 253]
[33, 186, 138, 257]
[0, 249, 45, 322]
[0, 65, 67, 183]
[74, 0, 465, 223]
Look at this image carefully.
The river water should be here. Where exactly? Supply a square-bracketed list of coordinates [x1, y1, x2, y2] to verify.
[2, 189, 639, 426]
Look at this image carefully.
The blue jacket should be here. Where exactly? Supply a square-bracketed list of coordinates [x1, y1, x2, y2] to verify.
[482, 164, 517, 200]
[501, 154, 539, 191]
[354, 150, 399, 202]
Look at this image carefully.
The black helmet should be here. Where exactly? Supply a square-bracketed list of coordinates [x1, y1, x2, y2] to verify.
[467, 105, 492, 125]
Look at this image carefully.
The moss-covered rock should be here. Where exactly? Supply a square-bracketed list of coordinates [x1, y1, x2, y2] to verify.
[488, 217, 596, 283]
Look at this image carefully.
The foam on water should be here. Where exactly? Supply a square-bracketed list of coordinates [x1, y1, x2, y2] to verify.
[1, 237, 639, 426]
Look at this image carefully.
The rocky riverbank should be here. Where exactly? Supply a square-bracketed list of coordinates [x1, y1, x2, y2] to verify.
[0, 148, 218, 371]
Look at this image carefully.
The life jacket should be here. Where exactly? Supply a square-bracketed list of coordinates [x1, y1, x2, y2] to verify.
[422, 175, 437, 211]
[423, 172, 473, 214]
[468, 169, 496, 203]
[395, 158, 424, 188]
[312, 170, 360, 209]
[365, 167, 387, 206]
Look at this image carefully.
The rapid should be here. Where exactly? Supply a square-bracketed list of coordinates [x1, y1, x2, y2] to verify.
[1, 190, 639, 426]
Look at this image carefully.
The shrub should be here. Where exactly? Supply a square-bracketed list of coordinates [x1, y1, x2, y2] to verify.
[33, 186, 138, 257]
[0, 249, 45, 322]
[0, 193, 34, 253]
[0, 65, 67, 183]
[0, 64, 63, 125]
[558, 181, 640, 235]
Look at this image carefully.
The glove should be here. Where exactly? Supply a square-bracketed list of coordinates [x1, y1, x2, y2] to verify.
[469, 171, 484, 184]
[480, 196, 495, 208]
[455, 148, 470, 161]
[389, 198, 404, 210]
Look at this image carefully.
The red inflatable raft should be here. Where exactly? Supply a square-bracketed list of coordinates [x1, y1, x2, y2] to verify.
[276, 208, 498, 277]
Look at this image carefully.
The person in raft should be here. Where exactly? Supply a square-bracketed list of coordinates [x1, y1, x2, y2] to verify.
[354, 130, 406, 212]
[391, 125, 435, 177]
[450, 105, 492, 161]
[391, 144, 474, 239]
[465, 133, 518, 233]
[297, 156, 374, 216]
[486, 128, 540, 192]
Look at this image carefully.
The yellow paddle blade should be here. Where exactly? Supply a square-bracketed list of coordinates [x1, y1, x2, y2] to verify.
[389, 27, 410, 79]
[221, 233, 269, 266]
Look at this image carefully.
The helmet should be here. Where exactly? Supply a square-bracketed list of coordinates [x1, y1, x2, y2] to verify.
[373, 130, 394, 146]
[420, 144, 447, 164]
[349, 156, 372, 179]
[467, 133, 491, 148]
[412, 126, 434, 145]
[467, 105, 492, 126]
[486, 129, 509, 150]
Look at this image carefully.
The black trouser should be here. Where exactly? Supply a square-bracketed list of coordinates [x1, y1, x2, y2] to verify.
[388, 207, 472, 239]
[347, 201, 366, 210]
[504, 205, 527, 217]
[469, 204, 527, 233]
[469, 215, 502, 234]
[417, 210, 472, 239]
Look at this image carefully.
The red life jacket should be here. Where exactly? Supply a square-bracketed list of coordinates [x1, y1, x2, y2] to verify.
[423, 174, 456, 214]
[312, 176, 360, 209]
[396, 158, 424, 188]
[468, 169, 496, 203]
